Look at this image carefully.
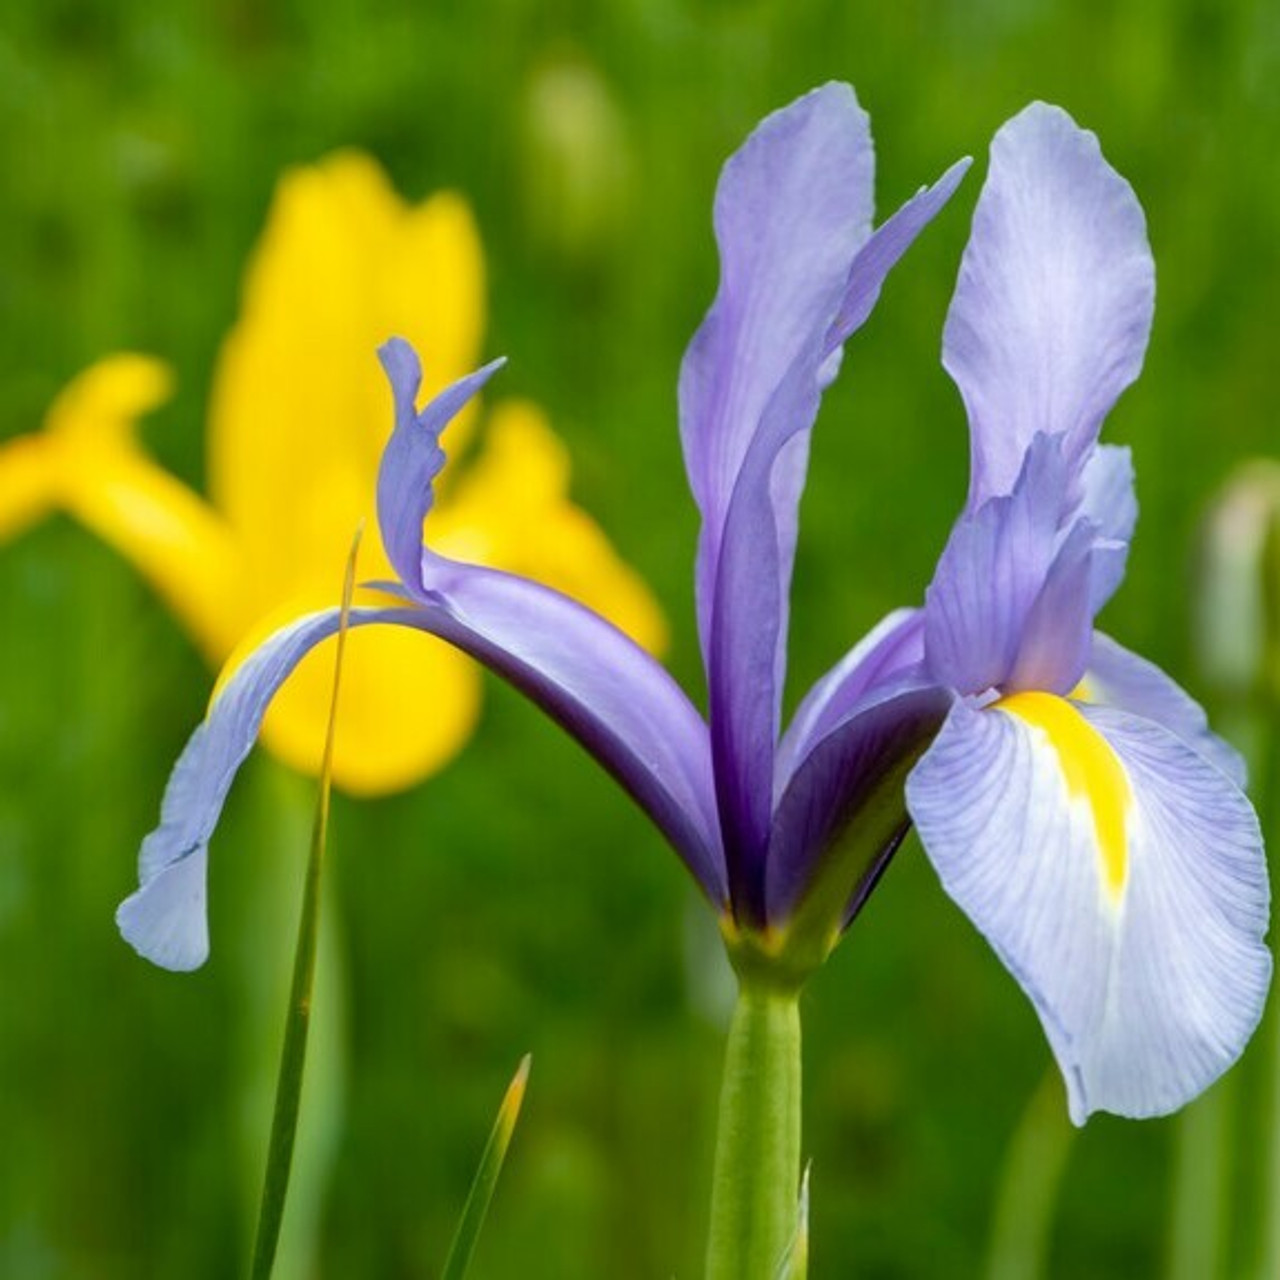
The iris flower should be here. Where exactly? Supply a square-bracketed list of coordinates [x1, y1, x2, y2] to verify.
[120, 86, 1269, 1135]
[0, 152, 663, 794]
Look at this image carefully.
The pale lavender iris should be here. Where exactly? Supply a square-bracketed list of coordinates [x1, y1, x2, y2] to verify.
[903, 104, 1269, 1122]
[119, 89, 1270, 1124]
[118, 83, 966, 972]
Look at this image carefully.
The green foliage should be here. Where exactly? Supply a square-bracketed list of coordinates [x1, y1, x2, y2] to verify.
[1, 1, 1279, 1276]
[249, 532, 357, 1280]
[441, 1055, 531, 1280]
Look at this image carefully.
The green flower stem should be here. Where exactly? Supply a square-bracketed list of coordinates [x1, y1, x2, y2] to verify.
[705, 977, 802, 1280]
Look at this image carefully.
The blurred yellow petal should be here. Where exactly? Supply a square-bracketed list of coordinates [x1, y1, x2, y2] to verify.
[4, 357, 247, 662]
[218, 588, 483, 797]
[0, 434, 58, 540]
[4, 159, 666, 800]
[433, 398, 668, 655]
[208, 152, 487, 597]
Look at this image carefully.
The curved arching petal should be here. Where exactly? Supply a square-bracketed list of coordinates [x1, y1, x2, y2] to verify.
[945, 103, 1155, 508]
[230, 589, 485, 796]
[376, 341, 505, 586]
[907, 696, 1270, 1124]
[1085, 631, 1245, 786]
[121, 588, 725, 970]
[375, 344, 722, 884]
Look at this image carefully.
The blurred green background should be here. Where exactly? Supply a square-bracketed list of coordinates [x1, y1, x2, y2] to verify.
[2, 0, 1279, 1276]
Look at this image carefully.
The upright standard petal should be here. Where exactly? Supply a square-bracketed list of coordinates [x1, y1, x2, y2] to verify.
[824, 157, 972, 351]
[675, 87, 875, 890]
[680, 87, 966, 909]
[679, 82, 873, 600]
[907, 697, 1270, 1123]
[944, 103, 1155, 507]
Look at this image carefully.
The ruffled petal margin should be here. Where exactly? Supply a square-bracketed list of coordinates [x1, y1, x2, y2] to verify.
[906, 696, 1270, 1123]
[944, 103, 1154, 508]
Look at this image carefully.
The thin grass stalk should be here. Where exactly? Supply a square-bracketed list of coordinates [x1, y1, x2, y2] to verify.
[441, 1055, 532, 1280]
[248, 529, 360, 1280]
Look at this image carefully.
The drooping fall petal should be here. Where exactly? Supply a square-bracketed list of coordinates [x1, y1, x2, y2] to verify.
[907, 696, 1270, 1123]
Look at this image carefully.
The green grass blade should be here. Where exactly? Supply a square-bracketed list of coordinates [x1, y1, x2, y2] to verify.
[249, 528, 361, 1280]
[441, 1054, 532, 1280]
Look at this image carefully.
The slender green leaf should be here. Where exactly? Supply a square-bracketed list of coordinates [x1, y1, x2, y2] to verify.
[249, 528, 361, 1280]
[441, 1054, 532, 1280]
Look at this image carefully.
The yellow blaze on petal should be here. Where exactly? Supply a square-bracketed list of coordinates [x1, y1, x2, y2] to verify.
[996, 690, 1131, 899]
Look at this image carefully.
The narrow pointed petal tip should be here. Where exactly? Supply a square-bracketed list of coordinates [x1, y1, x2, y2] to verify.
[376, 342, 506, 588]
[827, 155, 973, 348]
[907, 698, 1271, 1125]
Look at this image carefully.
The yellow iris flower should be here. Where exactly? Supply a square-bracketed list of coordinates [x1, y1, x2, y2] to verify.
[0, 151, 665, 794]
